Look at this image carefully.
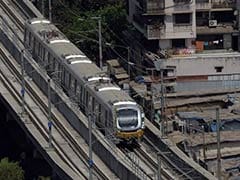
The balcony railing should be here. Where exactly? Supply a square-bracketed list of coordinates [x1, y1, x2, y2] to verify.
[174, 4, 192, 11]
[173, 24, 193, 32]
[146, 24, 165, 39]
[211, 0, 236, 8]
[196, 2, 211, 10]
[145, 0, 165, 14]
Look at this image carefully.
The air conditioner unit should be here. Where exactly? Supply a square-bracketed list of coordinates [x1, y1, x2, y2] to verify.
[209, 20, 217, 27]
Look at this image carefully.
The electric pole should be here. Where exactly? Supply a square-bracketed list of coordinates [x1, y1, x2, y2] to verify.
[98, 18, 102, 70]
[216, 107, 221, 179]
[160, 69, 165, 137]
[21, 49, 25, 116]
[49, 0, 52, 22]
[127, 46, 130, 80]
[42, 0, 44, 17]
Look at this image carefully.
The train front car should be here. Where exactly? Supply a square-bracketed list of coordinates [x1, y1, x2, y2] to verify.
[114, 101, 144, 142]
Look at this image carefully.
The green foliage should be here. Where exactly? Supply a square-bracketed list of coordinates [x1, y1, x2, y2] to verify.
[0, 158, 24, 180]
[53, 1, 128, 61]
[55, 1, 127, 60]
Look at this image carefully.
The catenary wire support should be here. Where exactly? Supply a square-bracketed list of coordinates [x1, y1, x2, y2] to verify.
[98, 17, 103, 70]
[216, 107, 221, 179]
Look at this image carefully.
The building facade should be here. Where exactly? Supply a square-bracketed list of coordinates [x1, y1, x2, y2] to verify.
[127, 0, 239, 54]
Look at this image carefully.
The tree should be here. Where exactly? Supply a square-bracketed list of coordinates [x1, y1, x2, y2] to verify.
[0, 158, 24, 180]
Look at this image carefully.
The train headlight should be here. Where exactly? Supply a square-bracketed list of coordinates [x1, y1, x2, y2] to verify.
[141, 121, 145, 129]
[141, 113, 145, 129]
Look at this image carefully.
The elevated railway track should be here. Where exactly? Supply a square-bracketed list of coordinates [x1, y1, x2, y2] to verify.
[0, 1, 115, 179]
[0, 0, 218, 179]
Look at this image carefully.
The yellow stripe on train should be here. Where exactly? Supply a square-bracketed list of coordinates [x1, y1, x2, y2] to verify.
[116, 129, 144, 139]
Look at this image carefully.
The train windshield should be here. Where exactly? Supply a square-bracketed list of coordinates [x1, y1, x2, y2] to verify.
[117, 109, 138, 130]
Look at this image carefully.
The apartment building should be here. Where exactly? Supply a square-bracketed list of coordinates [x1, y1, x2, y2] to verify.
[127, 0, 239, 54]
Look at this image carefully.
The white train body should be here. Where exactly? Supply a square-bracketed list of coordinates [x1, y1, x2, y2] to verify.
[24, 18, 144, 142]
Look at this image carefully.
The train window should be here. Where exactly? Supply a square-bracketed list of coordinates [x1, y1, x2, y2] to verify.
[57, 63, 62, 79]
[54, 60, 58, 72]
[38, 43, 41, 56]
[34, 42, 38, 55]
[44, 51, 48, 62]
[33, 38, 36, 53]
[62, 68, 65, 83]
[92, 98, 95, 112]
[74, 79, 77, 94]
[42, 48, 45, 60]
[76, 84, 80, 103]
[98, 104, 102, 122]
[47, 53, 50, 68]
[30, 36, 34, 49]
[52, 58, 56, 71]
[80, 85, 83, 103]
[105, 110, 108, 121]
[68, 73, 71, 88]
[70, 77, 75, 93]
[28, 32, 31, 47]
[24, 30, 27, 45]
[86, 91, 89, 109]
[64, 71, 68, 86]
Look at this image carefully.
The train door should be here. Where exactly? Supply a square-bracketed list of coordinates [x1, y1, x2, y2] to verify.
[40, 47, 45, 67]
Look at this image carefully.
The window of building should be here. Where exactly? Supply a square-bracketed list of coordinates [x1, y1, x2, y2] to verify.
[172, 39, 186, 48]
[174, 13, 191, 24]
[215, 66, 223, 73]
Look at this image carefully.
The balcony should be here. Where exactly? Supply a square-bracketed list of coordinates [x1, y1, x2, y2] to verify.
[174, 4, 192, 12]
[145, 24, 165, 40]
[173, 24, 193, 33]
[211, 0, 236, 9]
[144, 0, 165, 15]
[196, 0, 211, 10]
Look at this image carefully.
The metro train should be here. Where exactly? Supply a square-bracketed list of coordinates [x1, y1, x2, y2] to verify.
[24, 18, 145, 143]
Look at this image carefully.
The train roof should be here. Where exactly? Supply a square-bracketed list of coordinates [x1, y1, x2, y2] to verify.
[25, 18, 102, 79]
[26, 18, 137, 108]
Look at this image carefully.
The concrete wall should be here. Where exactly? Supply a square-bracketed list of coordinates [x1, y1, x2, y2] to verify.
[162, 54, 240, 77]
